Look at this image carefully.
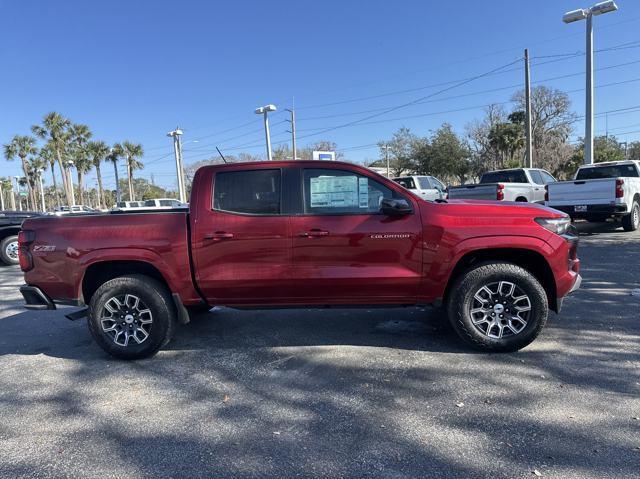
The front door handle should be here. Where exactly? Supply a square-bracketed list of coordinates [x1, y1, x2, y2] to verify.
[204, 231, 235, 241]
[298, 229, 329, 237]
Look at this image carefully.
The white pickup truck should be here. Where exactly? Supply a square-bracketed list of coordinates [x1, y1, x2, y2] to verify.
[545, 160, 640, 231]
[392, 175, 446, 201]
[448, 168, 556, 203]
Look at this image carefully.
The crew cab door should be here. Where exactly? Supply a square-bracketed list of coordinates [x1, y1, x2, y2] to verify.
[191, 166, 292, 303]
[527, 170, 546, 203]
[290, 167, 423, 303]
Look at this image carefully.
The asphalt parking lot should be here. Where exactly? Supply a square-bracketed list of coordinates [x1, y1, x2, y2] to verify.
[0, 222, 639, 479]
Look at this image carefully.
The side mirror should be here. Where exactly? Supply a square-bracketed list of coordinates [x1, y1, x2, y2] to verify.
[381, 198, 412, 216]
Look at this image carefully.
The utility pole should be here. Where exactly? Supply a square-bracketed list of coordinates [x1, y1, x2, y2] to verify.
[563, 1, 618, 165]
[381, 144, 391, 178]
[167, 127, 187, 203]
[524, 49, 533, 169]
[285, 104, 297, 160]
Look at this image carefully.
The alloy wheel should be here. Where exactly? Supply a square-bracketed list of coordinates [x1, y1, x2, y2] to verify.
[5, 240, 19, 261]
[100, 294, 153, 347]
[469, 281, 532, 339]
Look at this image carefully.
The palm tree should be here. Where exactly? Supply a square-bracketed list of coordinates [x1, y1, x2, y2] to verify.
[117, 141, 144, 201]
[32, 112, 72, 206]
[68, 124, 93, 205]
[3, 135, 38, 210]
[0, 177, 13, 210]
[38, 143, 61, 208]
[28, 156, 47, 211]
[86, 140, 109, 209]
[106, 145, 122, 205]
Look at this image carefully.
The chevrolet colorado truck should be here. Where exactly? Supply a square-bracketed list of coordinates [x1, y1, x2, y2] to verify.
[545, 160, 640, 231]
[19, 160, 581, 359]
[448, 168, 556, 203]
[0, 210, 43, 265]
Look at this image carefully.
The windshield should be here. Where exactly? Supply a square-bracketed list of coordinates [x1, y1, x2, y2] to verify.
[480, 170, 528, 183]
[418, 177, 432, 189]
[575, 164, 639, 180]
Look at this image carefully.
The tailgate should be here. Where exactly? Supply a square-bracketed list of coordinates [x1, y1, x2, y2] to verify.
[547, 178, 615, 206]
[448, 184, 496, 200]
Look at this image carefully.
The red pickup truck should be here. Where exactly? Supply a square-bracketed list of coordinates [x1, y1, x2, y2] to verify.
[19, 160, 581, 359]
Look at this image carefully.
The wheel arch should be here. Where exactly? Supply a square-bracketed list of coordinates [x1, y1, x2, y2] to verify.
[443, 247, 558, 313]
[82, 260, 170, 307]
[0, 226, 20, 240]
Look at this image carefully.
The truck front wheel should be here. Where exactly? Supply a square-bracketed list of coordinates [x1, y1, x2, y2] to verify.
[88, 274, 177, 359]
[446, 262, 548, 352]
[621, 200, 639, 232]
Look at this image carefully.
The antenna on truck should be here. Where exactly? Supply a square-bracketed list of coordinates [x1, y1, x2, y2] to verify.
[216, 147, 228, 164]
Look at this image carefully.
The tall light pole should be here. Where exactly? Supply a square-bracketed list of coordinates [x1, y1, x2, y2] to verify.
[255, 104, 277, 161]
[66, 161, 76, 206]
[8, 180, 16, 210]
[38, 169, 46, 211]
[167, 127, 187, 203]
[381, 144, 391, 178]
[563, 1, 619, 165]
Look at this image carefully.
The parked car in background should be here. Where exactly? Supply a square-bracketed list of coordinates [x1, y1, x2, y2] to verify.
[448, 168, 556, 203]
[53, 205, 95, 216]
[142, 198, 187, 209]
[393, 175, 446, 201]
[0, 210, 43, 265]
[20, 160, 580, 359]
[545, 160, 640, 231]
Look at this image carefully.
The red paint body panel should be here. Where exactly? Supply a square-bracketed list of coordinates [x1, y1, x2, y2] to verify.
[21, 160, 580, 310]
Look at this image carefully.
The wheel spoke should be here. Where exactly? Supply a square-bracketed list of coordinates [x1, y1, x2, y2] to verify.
[469, 281, 532, 340]
[100, 294, 153, 347]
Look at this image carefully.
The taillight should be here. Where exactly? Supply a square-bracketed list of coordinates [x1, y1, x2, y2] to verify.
[18, 230, 35, 272]
[544, 185, 549, 202]
[496, 183, 505, 201]
[615, 179, 624, 198]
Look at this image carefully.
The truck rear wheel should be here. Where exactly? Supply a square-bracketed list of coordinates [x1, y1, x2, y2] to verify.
[0, 235, 19, 266]
[622, 200, 639, 232]
[88, 274, 177, 359]
[446, 262, 548, 352]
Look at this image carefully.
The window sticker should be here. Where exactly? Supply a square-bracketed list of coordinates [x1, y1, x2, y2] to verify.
[310, 175, 359, 208]
[358, 177, 369, 208]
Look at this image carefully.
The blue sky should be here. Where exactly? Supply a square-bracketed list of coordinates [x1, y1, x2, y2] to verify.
[1, 0, 639, 190]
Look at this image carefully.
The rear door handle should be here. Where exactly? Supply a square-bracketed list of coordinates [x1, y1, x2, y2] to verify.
[204, 231, 235, 241]
[298, 229, 329, 237]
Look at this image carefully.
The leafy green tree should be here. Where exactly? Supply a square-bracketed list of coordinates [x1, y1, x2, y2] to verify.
[488, 121, 525, 168]
[115, 141, 144, 201]
[568, 136, 625, 172]
[420, 124, 471, 183]
[32, 112, 73, 206]
[625, 141, 640, 162]
[3, 135, 38, 209]
[0, 177, 14, 210]
[86, 140, 110, 209]
[377, 127, 418, 176]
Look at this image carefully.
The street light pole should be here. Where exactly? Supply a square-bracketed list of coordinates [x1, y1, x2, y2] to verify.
[255, 104, 277, 161]
[14, 177, 22, 211]
[0, 181, 4, 211]
[285, 107, 297, 160]
[167, 127, 187, 203]
[381, 144, 391, 178]
[563, 1, 618, 165]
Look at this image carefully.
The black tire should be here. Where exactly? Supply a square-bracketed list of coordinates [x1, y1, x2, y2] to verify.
[446, 261, 548, 352]
[0, 235, 19, 266]
[621, 200, 639, 232]
[88, 274, 177, 359]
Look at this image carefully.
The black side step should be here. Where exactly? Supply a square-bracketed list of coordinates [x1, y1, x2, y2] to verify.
[65, 308, 89, 321]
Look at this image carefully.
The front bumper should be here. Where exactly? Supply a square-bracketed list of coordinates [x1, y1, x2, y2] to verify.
[556, 273, 582, 313]
[20, 285, 56, 310]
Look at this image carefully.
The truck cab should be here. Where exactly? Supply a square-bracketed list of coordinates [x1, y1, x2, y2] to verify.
[392, 175, 446, 201]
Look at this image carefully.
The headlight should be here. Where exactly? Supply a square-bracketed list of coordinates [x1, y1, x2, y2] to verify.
[535, 217, 571, 235]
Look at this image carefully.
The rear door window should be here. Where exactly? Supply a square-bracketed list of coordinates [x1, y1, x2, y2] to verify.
[540, 171, 556, 184]
[213, 169, 281, 215]
[418, 177, 433, 189]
